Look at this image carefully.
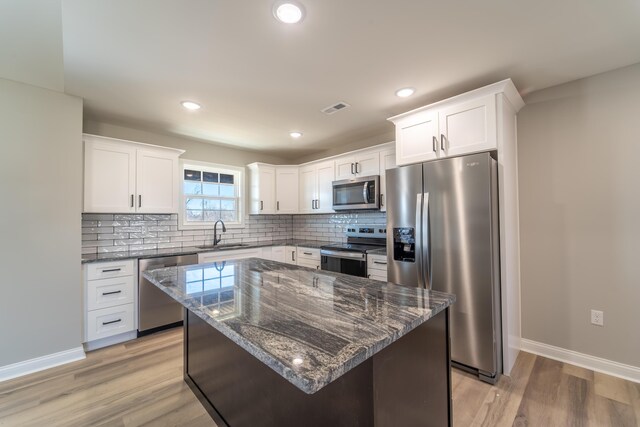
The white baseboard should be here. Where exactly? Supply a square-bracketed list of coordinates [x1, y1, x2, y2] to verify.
[84, 331, 137, 351]
[0, 346, 86, 383]
[520, 338, 640, 384]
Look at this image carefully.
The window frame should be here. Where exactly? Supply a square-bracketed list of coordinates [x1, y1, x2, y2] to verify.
[179, 160, 244, 230]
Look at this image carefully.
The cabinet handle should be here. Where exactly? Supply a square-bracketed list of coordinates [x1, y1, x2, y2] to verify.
[373, 261, 388, 265]
[355, 162, 360, 174]
[315, 199, 319, 209]
[350, 163, 355, 175]
[292, 252, 296, 262]
[102, 290, 122, 296]
[102, 318, 122, 326]
[303, 252, 312, 255]
[432, 136, 438, 153]
[102, 268, 121, 273]
[130, 194, 134, 208]
[138, 195, 142, 208]
[277, 201, 280, 211]
[260, 200, 264, 211]
[440, 134, 446, 151]
[367, 274, 371, 278]
[380, 194, 384, 207]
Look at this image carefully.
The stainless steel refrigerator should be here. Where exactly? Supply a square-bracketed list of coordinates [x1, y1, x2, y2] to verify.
[386, 152, 502, 383]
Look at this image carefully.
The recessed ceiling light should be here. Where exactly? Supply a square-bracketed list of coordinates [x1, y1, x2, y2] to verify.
[395, 87, 415, 98]
[181, 101, 201, 110]
[273, 1, 305, 24]
[290, 131, 303, 138]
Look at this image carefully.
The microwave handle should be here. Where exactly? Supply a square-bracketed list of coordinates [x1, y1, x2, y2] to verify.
[363, 182, 369, 203]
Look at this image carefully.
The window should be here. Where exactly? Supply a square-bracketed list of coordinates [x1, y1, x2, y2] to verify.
[181, 161, 243, 227]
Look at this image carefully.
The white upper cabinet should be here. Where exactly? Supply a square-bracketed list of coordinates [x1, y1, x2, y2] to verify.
[275, 167, 299, 214]
[84, 135, 183, 213]
[438, 95, 496, 158]
[297, 161, 335, 214]
[248, 164, 299, 214]
[392, 110, 440, 166]
[334, 151, 380, 180]
[136, 149, 180, 213]
[389, 80, 521, 166]
[378, 149, 397, 212]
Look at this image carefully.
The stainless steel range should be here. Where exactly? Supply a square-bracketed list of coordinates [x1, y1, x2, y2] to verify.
[320, 225, 386, 277]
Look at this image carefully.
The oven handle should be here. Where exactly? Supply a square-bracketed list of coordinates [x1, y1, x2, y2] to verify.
[320, 249, 366, 261]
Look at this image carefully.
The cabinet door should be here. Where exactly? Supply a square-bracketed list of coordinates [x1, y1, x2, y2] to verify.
[379, 149, 397, 212]
[315, 161, 335, 213]
[84, 139, 136, 213]
[354, 151, 380, 176]
[275, 167, 299, 214]
[271, 246, 285, 263]
[394, 109, 439, 166]
[298, 165, 317, 214]
[438, 95, 496, 157]
[258, 166, 276, 214]
[334, 156, 355, 180]
[136, 149, 179, 213]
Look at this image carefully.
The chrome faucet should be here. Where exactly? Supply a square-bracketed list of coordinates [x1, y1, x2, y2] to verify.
[213, 219, 226, 246]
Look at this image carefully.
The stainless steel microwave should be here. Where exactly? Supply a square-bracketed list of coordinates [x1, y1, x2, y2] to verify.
[332, 175, 379, 210]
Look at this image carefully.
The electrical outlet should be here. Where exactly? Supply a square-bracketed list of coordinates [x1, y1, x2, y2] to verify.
[591, 309, 604, 326]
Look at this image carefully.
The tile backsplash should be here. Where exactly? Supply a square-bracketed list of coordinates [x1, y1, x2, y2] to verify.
[82, 211, 387, 254]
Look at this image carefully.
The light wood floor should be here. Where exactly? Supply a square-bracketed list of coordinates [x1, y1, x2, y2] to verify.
[1, 328, 638, 426]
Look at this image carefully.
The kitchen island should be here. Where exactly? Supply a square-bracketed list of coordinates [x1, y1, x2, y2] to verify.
[144, 258, 455, 427]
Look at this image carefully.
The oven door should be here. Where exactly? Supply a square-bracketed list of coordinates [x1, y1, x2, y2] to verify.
[332, 176, 379, 210]
[320, 250, 367, 277]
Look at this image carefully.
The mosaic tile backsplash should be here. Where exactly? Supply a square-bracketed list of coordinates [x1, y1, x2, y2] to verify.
[81, 211, 387, 255]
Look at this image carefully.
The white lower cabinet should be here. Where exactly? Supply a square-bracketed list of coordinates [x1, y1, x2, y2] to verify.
[296, 247, 321, 270]
[367, 254, 388, 281]
[262, 246, 285, 262]
[84, 260, 137, 349]
[86, 304, 135, 342]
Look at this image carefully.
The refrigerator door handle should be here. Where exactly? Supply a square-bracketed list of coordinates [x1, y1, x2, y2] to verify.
[415, 193, 425, 288]
[422, 192, 431, 289]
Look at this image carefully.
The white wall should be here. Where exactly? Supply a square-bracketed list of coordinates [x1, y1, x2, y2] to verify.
[517, 62, 640, 368]
[0, 78, 83, 366]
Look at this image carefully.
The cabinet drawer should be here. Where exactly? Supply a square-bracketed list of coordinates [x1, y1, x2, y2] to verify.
[297, 259, 320, 270]
[86, 260, 135, 280]
[367, 255, 388, 272]
[87, 276, 135, 311]
[297, 247, 320, 261]
[86, 303, 135, 342]
[367, 272, 387, 282]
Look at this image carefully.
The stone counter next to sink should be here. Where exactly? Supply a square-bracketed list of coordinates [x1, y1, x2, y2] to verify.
[143, 258, 455, 394]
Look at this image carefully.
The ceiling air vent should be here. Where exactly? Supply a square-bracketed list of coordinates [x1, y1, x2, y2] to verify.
[321, 102, 351, 115]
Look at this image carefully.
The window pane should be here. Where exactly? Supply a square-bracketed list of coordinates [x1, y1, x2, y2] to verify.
[220, 211, 237, 222]
[184, 181, 202, 195]
[204, 211, 220, 222]
[220, 275, 235, 287]
[186, 210, 203, 221]
[219, 185, 235, 197]
[203, 183, 219, 196]
[186, 269, 203, 282]
[184, 170, 201, 181]
[186, 198, 204, 210]
[203, 172, 218, 182]
[220, 200, 235, 211]
[220, 174, 234, 184]
[204, 199, 220, 210]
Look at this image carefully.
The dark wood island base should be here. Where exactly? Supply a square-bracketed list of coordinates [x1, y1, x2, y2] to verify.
[184, 308, 452, 427]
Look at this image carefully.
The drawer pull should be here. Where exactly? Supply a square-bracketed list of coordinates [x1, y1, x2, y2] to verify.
[373, 261, 387, 265]
[102, 318, 122, 326]
[102, 268, 122, 273]
[102, 290, 122, 296]
[303, 252, 313, 255]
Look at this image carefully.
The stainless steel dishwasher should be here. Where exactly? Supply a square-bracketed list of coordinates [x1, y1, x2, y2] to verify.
[138, 254, 198, 335]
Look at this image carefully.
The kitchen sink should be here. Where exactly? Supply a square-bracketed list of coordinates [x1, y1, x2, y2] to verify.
[196, 243, 251, 250]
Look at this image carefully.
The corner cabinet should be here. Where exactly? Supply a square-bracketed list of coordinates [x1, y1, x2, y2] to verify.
[334, 151, 380, 180]
[83, 134, 183, 214]
[248, 164, 299, 215]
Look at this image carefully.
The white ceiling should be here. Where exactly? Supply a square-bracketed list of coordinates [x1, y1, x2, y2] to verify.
[61, 0, 640, 159]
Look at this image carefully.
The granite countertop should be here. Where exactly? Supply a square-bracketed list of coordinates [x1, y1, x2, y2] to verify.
[81, 240, 331, 264]
[143, 258, 455, 394]
[367, 247, 387, 256]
